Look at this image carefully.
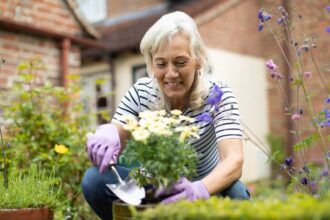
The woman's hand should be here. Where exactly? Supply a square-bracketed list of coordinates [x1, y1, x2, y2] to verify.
[86, 124, 121, 173]
[156, 177, 210, 204]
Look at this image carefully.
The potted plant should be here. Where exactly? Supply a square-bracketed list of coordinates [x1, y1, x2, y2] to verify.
[113, 110, 199, 219]
[0, 58, 95, 218]
[0, 127, 63, 220]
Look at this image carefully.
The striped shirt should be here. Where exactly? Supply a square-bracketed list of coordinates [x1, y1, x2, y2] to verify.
[112, 77, 242, 180]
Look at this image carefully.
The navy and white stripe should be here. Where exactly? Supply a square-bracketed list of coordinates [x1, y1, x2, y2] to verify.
[112, 77, 243, 180]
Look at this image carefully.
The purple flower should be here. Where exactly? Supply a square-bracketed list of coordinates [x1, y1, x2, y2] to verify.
[258, 10, 264, 20]
[303, 71, 312, 78]
[300, 176, 308, 185]
[291, 113, 301, 121]
[264, 15, 271, 21]
[265, 60, 284, 80]
[285, 156, 294, 166]
[321, 169, 328, 177]
[258, 23, 263, 31]
[266, 59, 278, 70]
[207, 85, 223, 106]
[257, 9, 271, 26]
[327, 152, 330, 160]
[277, 17, 284, 25]
[326, 6, 330, 12]
[326, 26, 330, 33]
[310, 181, 317, 194]
[197, 113, 213, 123]
[325, 96, 330, 104]
[299, 108, 304, 115]
[319, 120, 330, 128]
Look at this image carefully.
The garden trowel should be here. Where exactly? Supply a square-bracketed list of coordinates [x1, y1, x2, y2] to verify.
[106, 165, 145, 205]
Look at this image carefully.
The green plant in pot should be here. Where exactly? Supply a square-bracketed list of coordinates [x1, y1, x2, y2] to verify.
[0, 127, 63, 220]
[120, 110, 199, 203]
[0, 58, 95, 219]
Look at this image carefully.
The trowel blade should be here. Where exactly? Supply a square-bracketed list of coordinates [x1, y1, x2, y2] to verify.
[106, 176, 145, 206]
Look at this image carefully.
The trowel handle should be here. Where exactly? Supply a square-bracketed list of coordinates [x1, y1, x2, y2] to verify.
[110, 165, 126, 186]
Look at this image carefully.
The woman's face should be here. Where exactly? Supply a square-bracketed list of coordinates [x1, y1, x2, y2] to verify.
[151, 34, 199, 106]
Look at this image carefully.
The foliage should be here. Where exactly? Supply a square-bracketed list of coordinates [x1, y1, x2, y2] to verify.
[120, 110, 198, 188]
[132, 193, 330, 220]
[0, 165, 63, 210]
[253, 5, 330, 196]
[0, 58, 91, 218]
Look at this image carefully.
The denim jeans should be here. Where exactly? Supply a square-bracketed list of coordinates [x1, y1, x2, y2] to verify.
[82, 166, 250, 220]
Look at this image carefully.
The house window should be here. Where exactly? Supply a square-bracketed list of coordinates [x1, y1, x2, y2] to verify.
[81, 72, 112, 126]
[76, 0, 107, 23]
[132, 64, 148, 83]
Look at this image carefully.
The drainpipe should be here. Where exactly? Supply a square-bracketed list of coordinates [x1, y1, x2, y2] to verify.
[107, 54, 116, 117]
[61, 38, 71, 87]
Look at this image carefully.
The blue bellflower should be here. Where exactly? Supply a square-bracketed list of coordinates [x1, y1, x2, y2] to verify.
[326, 27, 330, 33]
[325, 96, 330, 104]
[207, 84, 223, 106]
[300, 176, 308, 185]
[321, 170, 328, 177]
[285, 156, 294, 166]
[198, 84, 224, 123]
[326, 6, 330, 12]
[196, 113, 213, 123]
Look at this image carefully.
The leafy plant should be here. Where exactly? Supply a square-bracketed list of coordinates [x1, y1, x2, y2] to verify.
[250, 5, 330, 196]
[120, 110, 198, 188]
[132, 192, 330, 220]
[0, 164, 63, 210]
[0, 58, 92, 218]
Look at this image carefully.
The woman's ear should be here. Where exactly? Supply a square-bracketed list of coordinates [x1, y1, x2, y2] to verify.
[195, 59, 201, 70]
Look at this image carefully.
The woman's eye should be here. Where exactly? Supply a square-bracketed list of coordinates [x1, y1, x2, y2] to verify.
[156, 63, 166, 68]
[175, 61, 187, 67]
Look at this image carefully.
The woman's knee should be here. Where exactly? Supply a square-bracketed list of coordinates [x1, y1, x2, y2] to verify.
[81, 167, 103, 196]
[220, 180, 250, 200]
[82, 167, 99, 185]
[81, 166, 131, 195]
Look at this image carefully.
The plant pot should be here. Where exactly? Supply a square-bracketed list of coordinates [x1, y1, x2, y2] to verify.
[113, 200, 154, 220]
[0, 207, 53, 220]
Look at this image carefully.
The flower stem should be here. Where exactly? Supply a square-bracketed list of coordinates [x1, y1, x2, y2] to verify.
[241, 121, 310, 193]
[294, 44, 329, 171]
[309, 50, 330, 94]
[266, 22, 293, 71]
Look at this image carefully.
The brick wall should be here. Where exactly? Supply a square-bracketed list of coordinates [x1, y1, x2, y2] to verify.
[107, 0, 165, 18]
[0, 0, 81, 36]
[0, 0, 83, 90]
[199, 0, 330, 166]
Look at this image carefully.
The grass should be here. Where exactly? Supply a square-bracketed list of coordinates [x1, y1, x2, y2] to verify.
[0, 165, 63, 210]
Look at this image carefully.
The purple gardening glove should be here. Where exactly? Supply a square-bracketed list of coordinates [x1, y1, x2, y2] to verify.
[86, 124, 121, 173]
[156, 177, 210, 204]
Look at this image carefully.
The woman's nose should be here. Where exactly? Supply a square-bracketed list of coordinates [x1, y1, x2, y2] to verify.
[166, 63, 179, 77]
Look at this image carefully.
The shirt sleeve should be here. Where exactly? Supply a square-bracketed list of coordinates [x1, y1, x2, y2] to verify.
[213, 83, 243, 141]
[112, 82, 141, 125]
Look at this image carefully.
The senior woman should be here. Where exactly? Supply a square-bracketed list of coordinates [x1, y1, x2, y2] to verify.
[82, 11, 249, 219]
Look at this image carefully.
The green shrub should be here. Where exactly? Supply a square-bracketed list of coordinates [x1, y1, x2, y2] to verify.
[0, 58, 92, 218]
[0, 165, 63, 210]
[132, 193, 330, 220]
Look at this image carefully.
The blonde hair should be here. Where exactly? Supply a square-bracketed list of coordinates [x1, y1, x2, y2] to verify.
[140, 11, 211, 110]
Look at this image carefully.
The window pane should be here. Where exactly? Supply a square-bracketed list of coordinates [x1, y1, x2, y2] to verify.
[77, 0, 106, 23]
